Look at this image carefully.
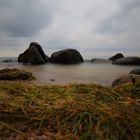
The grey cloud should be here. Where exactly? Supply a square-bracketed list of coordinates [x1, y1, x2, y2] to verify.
[0, 0, 52, 37]
[97, 0, 140, 35]
[0, 0, 140, 57]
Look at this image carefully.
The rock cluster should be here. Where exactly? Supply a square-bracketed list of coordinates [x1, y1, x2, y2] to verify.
[18, 42, 84, 65]
[112, 57, 140, 65]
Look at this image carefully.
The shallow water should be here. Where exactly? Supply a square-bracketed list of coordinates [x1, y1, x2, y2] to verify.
[0, 58, 140, 86]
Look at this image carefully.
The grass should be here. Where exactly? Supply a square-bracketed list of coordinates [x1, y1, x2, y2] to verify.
[0, 81, 140, 140]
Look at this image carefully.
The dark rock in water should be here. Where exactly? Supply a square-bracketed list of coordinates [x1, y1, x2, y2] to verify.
[45, 55, 50, 62]
[112, 57, 140, 65]
[91, 58, 111, 63]
[50, 49, 84, 64]
[112, 74, 140, 87]
[18, 42, 49, 64]
[3, 59, 17, 63]
[18, 48, 45, 64]
[109, 53, 124, 61]
[3, 59, 13, 63]
[130, 69, 140, 75]
[0, 68, 34, 80]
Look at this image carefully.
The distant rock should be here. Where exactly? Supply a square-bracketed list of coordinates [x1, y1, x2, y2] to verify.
[49, 79, 55, 82]
[130, 69, 140, 75]
[18, 42, 49, 64]
[2, 59, 17, 63]
[91, 58, 111, 63]
[0, 68, 34, 80]
[109, 53, 124, 61]
[112, 74, 140, 87]
[112, 57, 140, 65]
[50, 49, 84, 64]
[3, 59, 13, 63]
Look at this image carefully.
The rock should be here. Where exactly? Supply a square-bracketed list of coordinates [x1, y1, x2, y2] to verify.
[45, 55, 50, 62]
[0, 68, 34, 80]
[91, 58, 111, 63]
[49, 79, 55, 82]
[2, 58, 17, 63]
[18, 42, 49, 64]
[130, 69, 140, 75]
[112, 57, 140, 65]
[109, 53, 124, 61]
[50, 49, 84, 64]
[3, 59, 13, 63]
[112, 74, 140, 87]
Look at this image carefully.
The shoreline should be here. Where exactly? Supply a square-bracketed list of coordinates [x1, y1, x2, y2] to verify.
[0, 67, 140, 139]
[1, 61, 140, 86]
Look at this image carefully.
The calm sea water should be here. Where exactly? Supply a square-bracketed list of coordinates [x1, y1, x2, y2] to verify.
[0, 57, 140, 86]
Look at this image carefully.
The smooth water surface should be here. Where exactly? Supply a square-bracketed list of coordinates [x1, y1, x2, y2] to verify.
[0, 58, 140, 86]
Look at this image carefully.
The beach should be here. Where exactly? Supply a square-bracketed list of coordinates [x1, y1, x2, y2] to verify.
[0, 57, 140, 139]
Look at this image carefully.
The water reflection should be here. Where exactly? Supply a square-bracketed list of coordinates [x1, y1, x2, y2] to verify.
[15, 62, 140, 86]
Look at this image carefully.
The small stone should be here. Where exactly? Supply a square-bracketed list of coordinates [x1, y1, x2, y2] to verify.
[49, 79, 55, 82]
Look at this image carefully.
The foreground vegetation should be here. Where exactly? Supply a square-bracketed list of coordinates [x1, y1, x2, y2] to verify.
[0, 81, 140, 140]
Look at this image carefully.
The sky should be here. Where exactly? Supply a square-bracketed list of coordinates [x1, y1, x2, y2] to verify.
[0, 0, 140, 58]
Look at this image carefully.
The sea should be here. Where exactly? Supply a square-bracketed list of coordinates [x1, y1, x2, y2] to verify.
[0, 57, 140, 86]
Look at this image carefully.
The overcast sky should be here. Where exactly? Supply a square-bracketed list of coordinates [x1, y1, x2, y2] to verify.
[0, 0, 140, 58]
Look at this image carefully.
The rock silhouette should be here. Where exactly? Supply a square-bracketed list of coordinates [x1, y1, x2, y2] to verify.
[112, 57, 140, 65]
[50, 49, 84, 64]
[109, 53, 124, 61]
[18, 42, 49, 64]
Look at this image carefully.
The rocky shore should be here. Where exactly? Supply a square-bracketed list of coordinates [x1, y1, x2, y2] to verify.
[18, 42, 83, 65]
[17, 42, 140, 66]
[0, 44, 140, 139]
[1, 42, 140, 87]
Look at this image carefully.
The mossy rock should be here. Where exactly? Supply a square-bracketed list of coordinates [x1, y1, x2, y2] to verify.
[0, 68, 34, 80]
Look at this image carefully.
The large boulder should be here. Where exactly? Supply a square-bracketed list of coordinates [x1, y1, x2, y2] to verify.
[109, 53, 124, 61]
[18, 42, 49, 64]
[112, 74, 140, 87]
[0, 68, 34, 80]
[130, 69, 140, 75]
[112, 57, 140, 65]
[50, 49, 84, 64]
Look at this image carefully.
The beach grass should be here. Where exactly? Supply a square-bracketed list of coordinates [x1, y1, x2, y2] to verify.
[0, 81, 140, 140]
